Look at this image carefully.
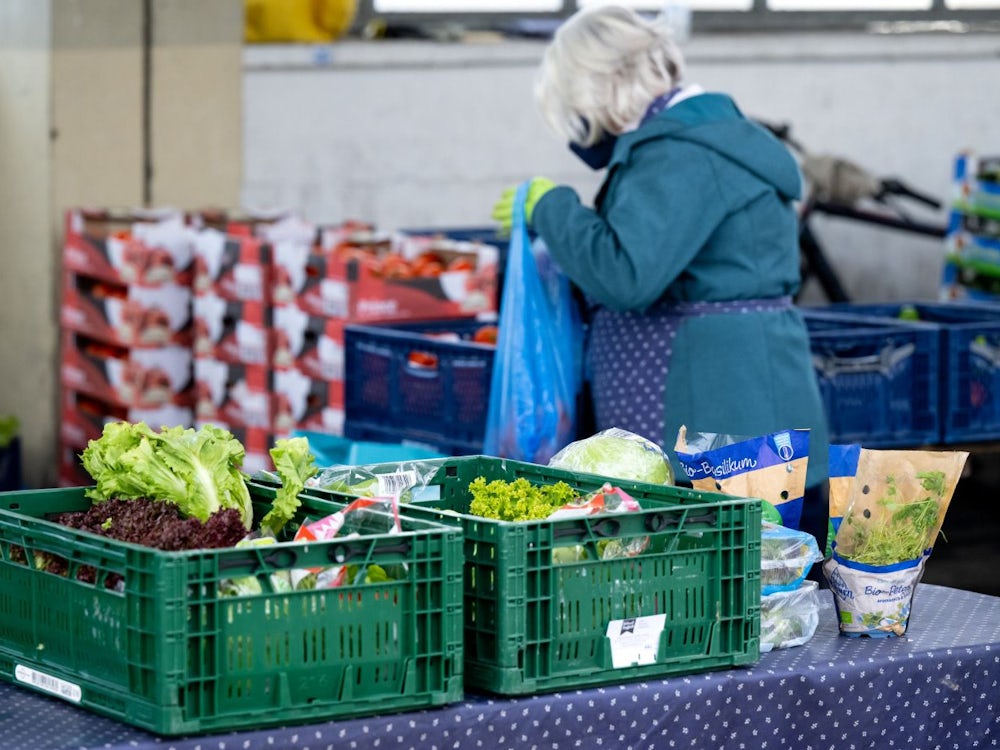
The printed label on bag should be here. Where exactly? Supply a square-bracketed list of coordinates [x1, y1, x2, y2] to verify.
[376, 471, 418, 497]
[15, 664, 82, 703]
[606, 614, 666, 668]
[823, 555, 925, 636]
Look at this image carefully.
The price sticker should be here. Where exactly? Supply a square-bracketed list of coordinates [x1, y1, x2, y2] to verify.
[605, 614, 667, 669]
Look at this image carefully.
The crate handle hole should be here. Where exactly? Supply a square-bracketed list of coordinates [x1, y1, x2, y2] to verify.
[646, 513, 667, 532]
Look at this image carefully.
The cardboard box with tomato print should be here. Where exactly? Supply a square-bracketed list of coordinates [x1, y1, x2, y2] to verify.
[59, 388, 192, 451]
[271, 306, 345, 381]
[63, 209, 196, 287]
[193, 293, 273, 366]
[193, 359, 273, 430]
[61, 271, 193, 348]
[273, 367, 344, 437]
[60, 332, 193, 410]
[193, 229, 271, 303]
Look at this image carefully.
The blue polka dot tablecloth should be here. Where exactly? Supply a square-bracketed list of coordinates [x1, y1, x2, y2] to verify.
[1, 584, 997, 750]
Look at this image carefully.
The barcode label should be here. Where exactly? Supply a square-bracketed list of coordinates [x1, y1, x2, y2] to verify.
[15, 664, 82, 703]
[377, 471, 418, 497]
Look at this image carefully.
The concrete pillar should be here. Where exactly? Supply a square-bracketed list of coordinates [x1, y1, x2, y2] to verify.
[0, 0, 242, 487]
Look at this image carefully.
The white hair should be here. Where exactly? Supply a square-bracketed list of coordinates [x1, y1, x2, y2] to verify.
[534, 5, 686, 147]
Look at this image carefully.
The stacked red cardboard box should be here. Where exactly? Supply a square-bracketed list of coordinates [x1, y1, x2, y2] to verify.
[270, 221, 500, 443]
[59, 210, 196, 486]
[59, 210, 501, 481]
[191, 220, 279, 474]
[265, 219, 357, 445]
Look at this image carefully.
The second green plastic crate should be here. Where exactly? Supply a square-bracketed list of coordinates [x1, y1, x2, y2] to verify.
[305, 456, 761, 695]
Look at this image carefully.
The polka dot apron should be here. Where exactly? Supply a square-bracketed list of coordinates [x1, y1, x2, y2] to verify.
[586, 296, 793, 447]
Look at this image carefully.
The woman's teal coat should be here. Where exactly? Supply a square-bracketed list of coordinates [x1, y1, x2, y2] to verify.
[533, 92, 830, 487]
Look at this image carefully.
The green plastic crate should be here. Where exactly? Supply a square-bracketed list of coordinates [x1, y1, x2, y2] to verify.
[0, 482, 463, 735]
[304, 456, 761, 695]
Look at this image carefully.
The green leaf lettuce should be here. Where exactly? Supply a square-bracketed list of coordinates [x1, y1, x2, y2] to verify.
[259, 436, 318, 536]
[81, 422, 253, 528]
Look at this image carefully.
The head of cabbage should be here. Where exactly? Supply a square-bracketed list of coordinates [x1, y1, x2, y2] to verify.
[549, 429, 674, 486]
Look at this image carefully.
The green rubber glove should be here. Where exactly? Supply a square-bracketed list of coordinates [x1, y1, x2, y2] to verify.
[491, 177, 556, 233]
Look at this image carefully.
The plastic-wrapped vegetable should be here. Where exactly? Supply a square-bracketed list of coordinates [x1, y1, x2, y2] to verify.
[761, 521, 822, 596]
[219, 536, 293, 597]
[674, 426, 810, 530]
[310, 460, 442, 504]
[546, 484, 647, 563]
[823, 448, 968, 637]
[760, 580, 821, 653]
[548, 428, 674, 486]
[290, 496, 405, 589]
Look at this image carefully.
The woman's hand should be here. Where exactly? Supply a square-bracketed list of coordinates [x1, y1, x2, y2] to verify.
[491, 177, 556, 233]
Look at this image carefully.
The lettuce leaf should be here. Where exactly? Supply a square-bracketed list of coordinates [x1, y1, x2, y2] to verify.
[259, 436, 318, 536]
[81, 422, 253, 529]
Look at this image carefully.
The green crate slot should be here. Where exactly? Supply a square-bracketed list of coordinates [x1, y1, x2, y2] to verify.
[0, 482, 463, 735]
[304, 456, 761, 695]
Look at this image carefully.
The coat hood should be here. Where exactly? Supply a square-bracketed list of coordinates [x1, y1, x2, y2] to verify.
[612, 93, 803, 202]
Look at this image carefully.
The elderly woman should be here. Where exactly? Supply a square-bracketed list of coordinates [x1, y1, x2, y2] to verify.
[494, 4, 830, 534]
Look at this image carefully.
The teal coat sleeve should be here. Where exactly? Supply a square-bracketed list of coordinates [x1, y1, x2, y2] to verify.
[533, 141, 730, 312]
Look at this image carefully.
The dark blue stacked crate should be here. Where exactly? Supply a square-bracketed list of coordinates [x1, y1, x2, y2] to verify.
[801, 308, 941, 446]
[826, 301, 1000, 443]
[344, 318, 496, 455]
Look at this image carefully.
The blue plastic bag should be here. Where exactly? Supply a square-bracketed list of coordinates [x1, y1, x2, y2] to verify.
[483, 182, 581, 464]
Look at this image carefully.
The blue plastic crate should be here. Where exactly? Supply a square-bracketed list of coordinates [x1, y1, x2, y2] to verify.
[344, 318, 495, 455]
[293, 430, 447, 466]
[801, 308, 941, 446]
[826, 301, 1000, 444]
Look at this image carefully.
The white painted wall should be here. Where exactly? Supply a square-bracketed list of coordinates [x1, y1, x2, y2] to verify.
[243, 31, 1000, 304]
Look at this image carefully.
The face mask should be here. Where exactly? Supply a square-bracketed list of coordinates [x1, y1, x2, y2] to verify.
[569, 131, 618, 170]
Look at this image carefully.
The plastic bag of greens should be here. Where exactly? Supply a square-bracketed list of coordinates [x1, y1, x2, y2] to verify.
[310, 459, 443, 504]
[761, 580, 821, 653]
[761, 522, 823, 595]
[822, 448, 967, 637]
[546, 484, 648, 563]
[219, 536, 294, 597]
[290, 496, 405, 589]
[674, 425, 810, 529]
